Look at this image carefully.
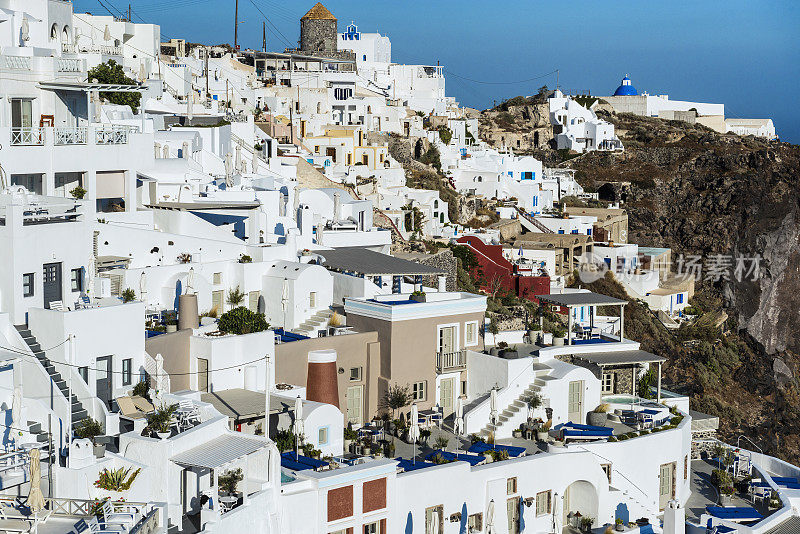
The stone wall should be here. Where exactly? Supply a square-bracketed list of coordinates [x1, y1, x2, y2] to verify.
[411, 249, 458, 292]
[300, 18, 338, 52]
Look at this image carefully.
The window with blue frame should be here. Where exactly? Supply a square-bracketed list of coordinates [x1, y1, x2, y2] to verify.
[533, 196, 538, 207]
[677, 294, 684, 304]
[587, 229, 592, 235]
[558, 230, 565, 234]
[571, 229, 578, 234]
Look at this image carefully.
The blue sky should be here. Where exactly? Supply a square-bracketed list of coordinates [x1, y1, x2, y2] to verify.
[76, 0, 800, 142]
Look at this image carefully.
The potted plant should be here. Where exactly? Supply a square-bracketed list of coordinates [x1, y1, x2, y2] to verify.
[615, 519, 624, 532]
[538, 419, 552, 442]
[76, 418, 105, 458]
[419, 428, 431, 445]
[147, 403, 177, 439]
[218, 468, 243, 497]
[580, 516, 594, 533]
[410, 290, 426, 303]
[768, 490, 781, 509]
[527, 393, 543, 421]
[384, 441, 396, 458]
[588, 403, 611, 427]
[551, 327, 567, 346]
[164, 311, 178, 333]
[344, 427, 358, 452]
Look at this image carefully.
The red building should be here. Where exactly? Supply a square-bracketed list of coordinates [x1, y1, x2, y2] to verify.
[455, 236, 550, 301]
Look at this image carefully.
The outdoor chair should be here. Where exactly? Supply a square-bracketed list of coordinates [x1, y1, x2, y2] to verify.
[84, 516, 128, 533]
[176, 400, 201, 429]
[49, 301, 65, 312]
[101, 499, 139, 525]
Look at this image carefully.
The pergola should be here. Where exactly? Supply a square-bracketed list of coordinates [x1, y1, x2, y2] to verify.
[171, 433, 269, 518]
[537, 292, 628, 345]
[572, 349, 667, 402]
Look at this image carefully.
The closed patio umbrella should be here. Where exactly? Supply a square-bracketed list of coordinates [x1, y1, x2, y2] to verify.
[27, 448, 45, 512]
[252, 147, 259, 174]
[490, 387, 498, 428]
[235, 143, 242, 173]
[87, 255, 95, 299]
[552, 492, 562, 534]
[454, 396, 464, 453]
[11, 386, 22, 446]
[187, 95, 193, 121]
[486, 499, 496, 534]
[280, 278, 289, 328]
[103, 25, 111, 42]
[224, 152, 233, 185]
[139, 271, 147, 303]
[427, 509, 439, 534]
[293, 396, 304, 441]
[409, 403, 419, 464]
[186, 267, 195, 294]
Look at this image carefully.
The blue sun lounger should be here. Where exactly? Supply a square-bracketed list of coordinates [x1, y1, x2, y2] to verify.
[426, 450, 486, 466]
[705, 506, 763, 522]
[467, 441, 526, 458]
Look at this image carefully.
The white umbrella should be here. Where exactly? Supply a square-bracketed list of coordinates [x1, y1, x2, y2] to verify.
[139, 62, 146, 82]
[21, 19, 30, 42]
[486, 499, 496, 534]
[409, 403, 419, 463]
[186, 267, 195, 294]
[252, 147, 259, 174]
[187, 95, 193, 121]
[155, 353, 167, 397]
[139, 271, 147, 303]
[11, 386, 22, 443]
[454, 396, 464, 438]
[27, 448, 45, 512]
[103, 24, 111, 42]
[293, 395, 304, 439]
[87, 255, 96, 299]
[280, 278, 289, 328]
[224, 152, 233, 185]
[490, 388, 498, 427]
[235, 143, 243, 173]
[552, 492, 563, 534]
[427, 509, 439, 534]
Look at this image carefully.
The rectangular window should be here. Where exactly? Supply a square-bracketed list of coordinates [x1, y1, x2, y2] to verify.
[684, 455, 688, 480]
[536, 490, 552, 516]
[465, 321, 478, 346]
[507, 477, 517, 495]
[23, 273, 34, 297]
[213, 272, 222, 285]
[70, 268, 83, 293]
[309, 291, 317, 308]
[79, 366, 89, 383]
[349, 367, 362, 381]
[468, 514, 483, 532]
[601, 372, 615, 394]
[412, 381, 426, 401]
[318, 426, 328, 445]
[363, 522, 381, 534]
[122, 358, 132, 386]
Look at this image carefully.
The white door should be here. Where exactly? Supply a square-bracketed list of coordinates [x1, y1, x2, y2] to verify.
[439, 326, 456, 354]
[346, 385, 363, 427]
[440, 378, 455, 417]
[568, 380, 583, 423]
[659, 463, 674, 510]
[212, 290, 224, 314]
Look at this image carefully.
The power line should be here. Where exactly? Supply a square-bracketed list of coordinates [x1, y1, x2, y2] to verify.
[247, 0, 294, 49]
[443, 68, 558, 86]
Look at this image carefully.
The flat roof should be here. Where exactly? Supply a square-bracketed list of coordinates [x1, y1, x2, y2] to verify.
[171, 433, 267, 469]
[201, 388, 298, 418]
[318, 247, 445, 276]
[574, 349, 666, 366]
[538, 292, 628, 307]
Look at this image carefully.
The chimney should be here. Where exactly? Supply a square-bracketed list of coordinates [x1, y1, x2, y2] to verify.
[662, 500, 685, 534]
[438, 275, 447, 292]
[306, 349, 340, 408]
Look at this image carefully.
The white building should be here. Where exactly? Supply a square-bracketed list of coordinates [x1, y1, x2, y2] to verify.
[549, 90, 624, 153]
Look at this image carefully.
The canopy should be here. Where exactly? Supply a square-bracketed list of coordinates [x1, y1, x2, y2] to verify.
[171, 433, 267, 469]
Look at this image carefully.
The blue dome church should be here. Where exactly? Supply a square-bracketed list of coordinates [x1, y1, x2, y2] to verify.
[613, 75, 638, 96]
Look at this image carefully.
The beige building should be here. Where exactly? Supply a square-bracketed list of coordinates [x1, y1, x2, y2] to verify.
[275, 331, 381, 428]
[344, 292, 487, 421]
[565, 206, 628, 243]
[512, 233, 593, 277]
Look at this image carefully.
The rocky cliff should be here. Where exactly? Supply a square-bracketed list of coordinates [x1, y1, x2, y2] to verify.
[565, 113, 800, 463]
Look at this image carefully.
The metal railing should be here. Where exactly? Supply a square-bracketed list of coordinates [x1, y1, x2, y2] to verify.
[129, 507, 161, 534]
[436, 349, 467, 373]
[11, 127, 45, 145]
[0, 495, 150, 518]
[54, 127, 88, 145]
[4, 55, 32, 70]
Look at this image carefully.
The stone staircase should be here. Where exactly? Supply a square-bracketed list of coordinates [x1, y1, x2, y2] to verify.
[294, 309, 334, 337]
[515, 207, 554, 233]
[14, 326, 89, 431]
[480, 362, 554, 438]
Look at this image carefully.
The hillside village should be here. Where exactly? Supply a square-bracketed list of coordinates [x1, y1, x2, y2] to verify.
[0, 1, 797, 534]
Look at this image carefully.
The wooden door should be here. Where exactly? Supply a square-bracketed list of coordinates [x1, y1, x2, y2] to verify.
[568, 380, 583, 423]
[197, 358, 209, 392]
[438, 326, 455, 354]
[346, 385, 363, 427]
[440, 378, 454, 417]
[43, 262, 62, 309]
[659, 463, 674, 510]
[212, 290, 224, 314]
[507, 497, 520, 534]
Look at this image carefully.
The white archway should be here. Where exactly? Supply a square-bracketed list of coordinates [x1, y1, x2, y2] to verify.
[563, 480, 599, 527]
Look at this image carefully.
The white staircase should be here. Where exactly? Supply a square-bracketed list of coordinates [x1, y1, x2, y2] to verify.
[480, 362, 554, 438]
[294, 309, 334, 337]
[516, 207, 554, 233]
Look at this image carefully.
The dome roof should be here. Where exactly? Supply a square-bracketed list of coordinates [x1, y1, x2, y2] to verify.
[613, 75, 638, 96]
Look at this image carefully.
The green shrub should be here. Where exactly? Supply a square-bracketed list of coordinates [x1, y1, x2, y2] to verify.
[218, 468, 243, 494]
[218, 306, 269, 335]
[75, 418, 103, 441]
[70, 186, 87, 199]
[121, 288, 136, 303]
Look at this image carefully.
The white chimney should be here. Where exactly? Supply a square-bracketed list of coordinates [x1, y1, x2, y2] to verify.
[663, 500, 685, 534]
[333, 191, 341, 224]
[438, 275, 447, 292]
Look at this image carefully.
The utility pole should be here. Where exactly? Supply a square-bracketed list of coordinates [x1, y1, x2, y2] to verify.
[234, 0, 239, 51]
[262, 22, 266, 52]
[204, 47, 209, 102]
[128, 3, 131, 21]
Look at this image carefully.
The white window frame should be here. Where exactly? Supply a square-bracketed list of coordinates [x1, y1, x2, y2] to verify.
[536, 490, 551, 516]
[464, 320, 478, 346]
[349, 367, 362, 382]
[212, 272, 222, 285]
[601, 372, 615, 394]
[412, 381, 426, 401]
[318, 426, 328, 445]
[437, 322, 460, 353]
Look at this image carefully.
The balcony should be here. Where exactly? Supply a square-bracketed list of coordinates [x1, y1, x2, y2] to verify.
[95, 125, 136, 145]
[54, 127, 87, 145]
[436, 349, 466, 373]
[56, 57, 82, 72]
[4, 55, 31, 70]
[11, 127, 45, 146]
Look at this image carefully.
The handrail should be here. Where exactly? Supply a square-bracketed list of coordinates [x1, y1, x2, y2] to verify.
[737, 435, 763, 454]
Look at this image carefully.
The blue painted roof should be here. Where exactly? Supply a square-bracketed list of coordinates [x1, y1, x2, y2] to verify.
[613, 84, 638, 96]
[426, 450, 486, 466]
[395, 458, 436, 472]
[467, 442, 527, 458]
[280, 452, 327, 471]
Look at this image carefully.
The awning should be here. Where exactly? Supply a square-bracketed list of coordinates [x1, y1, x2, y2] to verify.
[171, 433, 267, 469]
[318, 247, 445, 277]
[574, 350, 666, 366]
[201, 388, 267, 420]
[37, 81, 145, 93]
[538, 292, 628, 308]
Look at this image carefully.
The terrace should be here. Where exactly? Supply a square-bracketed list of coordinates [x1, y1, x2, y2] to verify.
[537, 292, 628, 345]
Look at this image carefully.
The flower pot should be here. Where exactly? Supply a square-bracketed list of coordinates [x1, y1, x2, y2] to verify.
[537, 431, 549, 441]
[587, 412, 608, 427]
[410, 293, 426, 303]
[616, 525, 625, 532]
[156, 431, 171, 440]
[93, 443, 106, 458]
[166, 324, 178, 333]
[512, 430, 522, 439]
[552, 336, 565, 346]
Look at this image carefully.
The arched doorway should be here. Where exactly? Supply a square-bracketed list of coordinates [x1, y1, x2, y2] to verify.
[563, 480, 599, 529]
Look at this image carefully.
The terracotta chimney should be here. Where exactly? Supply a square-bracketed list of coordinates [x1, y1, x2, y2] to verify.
[306, 349, 340, 408]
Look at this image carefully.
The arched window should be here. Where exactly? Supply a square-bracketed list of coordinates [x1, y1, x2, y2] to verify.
[316, 102, 321, 114]
[62, 26, 71, 43]
[477, 176, 483, 183]
[434, 200, 438, 208]
[51, 24, 59, 40]
[367, 105, 372, 113]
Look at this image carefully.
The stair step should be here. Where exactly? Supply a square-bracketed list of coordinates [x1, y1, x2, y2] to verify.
[27, 342, 41, 352]
[72, 410, 88, 421]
